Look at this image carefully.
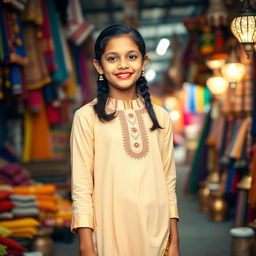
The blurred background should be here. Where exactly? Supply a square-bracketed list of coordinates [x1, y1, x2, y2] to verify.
[0, 0, 256, 255]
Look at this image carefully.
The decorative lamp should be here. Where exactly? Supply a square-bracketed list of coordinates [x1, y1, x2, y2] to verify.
[206, 73, 229, 96]
[206, 53, 227, 70]
[231, 0, 256, 59]
[206, 0, 228, 27]
[221, 49, 246, 87]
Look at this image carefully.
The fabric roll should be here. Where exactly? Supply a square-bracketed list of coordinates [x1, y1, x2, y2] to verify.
[10, 194, 36, 202]
[0, 212, 13, 220]
[0, 237, 26, 251]
[11, 208, 39, 217]
[13, 185, 56, 195]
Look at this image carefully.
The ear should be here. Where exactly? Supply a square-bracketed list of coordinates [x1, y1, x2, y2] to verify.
[93, 59, 104, 74]
[142, 54, 149, 70]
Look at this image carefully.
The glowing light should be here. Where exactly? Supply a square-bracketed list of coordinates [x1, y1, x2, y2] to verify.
[145, 69, 156, 82]
[156, 38, 170, 55]
[170, 110, 180, 121]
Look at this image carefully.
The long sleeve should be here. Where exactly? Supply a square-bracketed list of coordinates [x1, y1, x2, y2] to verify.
[162, 112, 179, 220]
[70, 106, 95, 233]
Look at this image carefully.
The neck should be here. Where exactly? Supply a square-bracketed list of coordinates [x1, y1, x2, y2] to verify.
[108, 88, 137, 101]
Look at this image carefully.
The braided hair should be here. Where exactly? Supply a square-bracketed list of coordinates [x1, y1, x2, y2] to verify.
[93, 24, 162, 130]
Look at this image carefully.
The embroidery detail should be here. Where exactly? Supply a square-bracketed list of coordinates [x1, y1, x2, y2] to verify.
[119, 108, 149, 159]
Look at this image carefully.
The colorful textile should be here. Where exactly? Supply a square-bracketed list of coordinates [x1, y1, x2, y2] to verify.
[0, 218, 40, 229]
[6, 248, 24, 256]
[10, 65, 23, 94]
[27, 90, 43, 112]
[45, 0, 69, 84]
[0, 191, 11, 201]
[0, 201, 15, 213]
[22, 0, 43, 25]
[40, 0, 56, 72]
[22, 24, 51, 90]
[0, 237, 25, 251]
[0, 212, 13, 220]
[0, 244, 7, 256]
[64, 0, 94, 45]
[13, 185, 56, 195]
[9, 226, 37, 239]
[22, 110, 32, 163]
[30, 98, 53, 160]
[249, 145, 256, 206]
[0, 226, 12, 238]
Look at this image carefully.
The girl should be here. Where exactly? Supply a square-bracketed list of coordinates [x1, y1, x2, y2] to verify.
[70, 24, 180, 256]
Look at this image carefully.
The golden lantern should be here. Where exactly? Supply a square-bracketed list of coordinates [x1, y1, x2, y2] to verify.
[230, 0, 256, 59]
[206, 73, 229, 96]
[221, 49, 246, 87]
[206, 53, 227, 70]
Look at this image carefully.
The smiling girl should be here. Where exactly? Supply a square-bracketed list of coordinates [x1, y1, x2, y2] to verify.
[70, 24, 180, 256]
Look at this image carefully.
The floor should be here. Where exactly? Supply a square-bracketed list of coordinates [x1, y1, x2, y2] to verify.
[54, 164, 233, 256]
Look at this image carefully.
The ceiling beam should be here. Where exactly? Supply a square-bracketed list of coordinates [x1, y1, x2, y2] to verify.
[82, 0, 207, 14]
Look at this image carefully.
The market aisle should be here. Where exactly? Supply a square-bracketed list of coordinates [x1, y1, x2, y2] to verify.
[54, 164, 233, 256]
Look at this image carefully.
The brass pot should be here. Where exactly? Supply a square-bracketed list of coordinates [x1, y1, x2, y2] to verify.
[209, 190, 228, 222]
[230, 227, 255, 256]
[32, 227, 54, 256]
[198, 181, 210, 213]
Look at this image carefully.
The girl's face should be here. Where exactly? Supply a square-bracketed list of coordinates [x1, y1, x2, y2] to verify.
[94, 34, 148, 97]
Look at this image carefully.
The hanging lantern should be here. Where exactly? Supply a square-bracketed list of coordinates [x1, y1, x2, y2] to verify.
[230, 0, 256, 59]
[206, 0, 228, 27]
[206, 53, 227, 70]
[206, 73, 229, 96]
[221, 49, 246, 87]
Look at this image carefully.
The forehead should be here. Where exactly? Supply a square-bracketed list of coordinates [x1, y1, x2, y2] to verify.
[104, 34, 140, 54]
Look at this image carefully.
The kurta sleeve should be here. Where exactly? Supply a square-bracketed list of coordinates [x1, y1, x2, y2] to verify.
[162, 111, 179, 221]
[70, 106, 95, 233]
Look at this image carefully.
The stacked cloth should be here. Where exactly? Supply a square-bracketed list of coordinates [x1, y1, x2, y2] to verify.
[0, 187, 15, 220]
[39, 198, 72, 228]
[0, 218, 40, 239]
[0, 164, 30, 186]
[10, 195, 39, 218]
[0, 237, 26, 256]
[13, 185, 59, 213]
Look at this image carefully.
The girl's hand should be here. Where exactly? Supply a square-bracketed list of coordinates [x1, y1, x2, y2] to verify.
[168, 240, 181, 256]
[79, 249, 97, 256]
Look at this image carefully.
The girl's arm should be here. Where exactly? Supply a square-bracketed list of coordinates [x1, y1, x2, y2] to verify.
[168, 218, 180, 256]
[78, 228, 97, 256]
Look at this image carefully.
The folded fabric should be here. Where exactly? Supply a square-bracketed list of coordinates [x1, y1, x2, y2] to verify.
[10, 227, 37, 239]
[0, 164, 21, 178]
[0, 237, 26, 251]
[0, 218, 40, 229]
[0, 244, 7, 256]
[0, 212, 13, 220]
[0, 185, 12, 192]
[37, 200, 58, 212]
[7, 249, 24, 256]
[0, 191, 11, 200]
[10, 195, 36, 202]
[12, 173, 30, 186]
[0, 226, 12, 237]
[0, 201, 15, 213]
[35, 195, 57, 202]
[24, 252, 43, 256]
[13, 185, 56, 195]
[11, 201, 37, 208]
[12, 208, 39, 217]
[0, 174, 12, 186]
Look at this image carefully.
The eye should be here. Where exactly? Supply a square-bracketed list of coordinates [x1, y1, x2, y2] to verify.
[128, 55, 138, 60]
[106, 56, 117, 62]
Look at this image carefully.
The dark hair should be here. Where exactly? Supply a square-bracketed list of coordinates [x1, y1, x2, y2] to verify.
[93, 24, 162, 131]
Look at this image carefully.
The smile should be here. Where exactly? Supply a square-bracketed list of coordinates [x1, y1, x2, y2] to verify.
[115, 72, 133, 79]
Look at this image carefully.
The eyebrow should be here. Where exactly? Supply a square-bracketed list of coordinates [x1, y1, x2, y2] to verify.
[104, 50, 139, 55]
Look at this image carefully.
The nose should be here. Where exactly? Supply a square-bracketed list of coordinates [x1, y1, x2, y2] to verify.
[118, 57, 129, 69]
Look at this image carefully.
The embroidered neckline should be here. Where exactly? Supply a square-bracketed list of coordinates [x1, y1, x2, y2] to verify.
[106, 94, 145, 111]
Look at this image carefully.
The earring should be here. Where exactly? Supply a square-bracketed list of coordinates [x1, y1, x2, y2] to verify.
[99, 74, 104, 81]
[141, 70, 145, 77]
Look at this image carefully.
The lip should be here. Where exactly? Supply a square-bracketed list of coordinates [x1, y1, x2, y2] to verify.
[115, 72, 133, 79]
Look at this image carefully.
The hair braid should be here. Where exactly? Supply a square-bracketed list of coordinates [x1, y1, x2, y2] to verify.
[93, 75, 116, 122]
[136, 76, 162, 131]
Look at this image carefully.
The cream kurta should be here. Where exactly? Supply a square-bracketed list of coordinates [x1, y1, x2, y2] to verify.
[70, 96, 179, 256]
